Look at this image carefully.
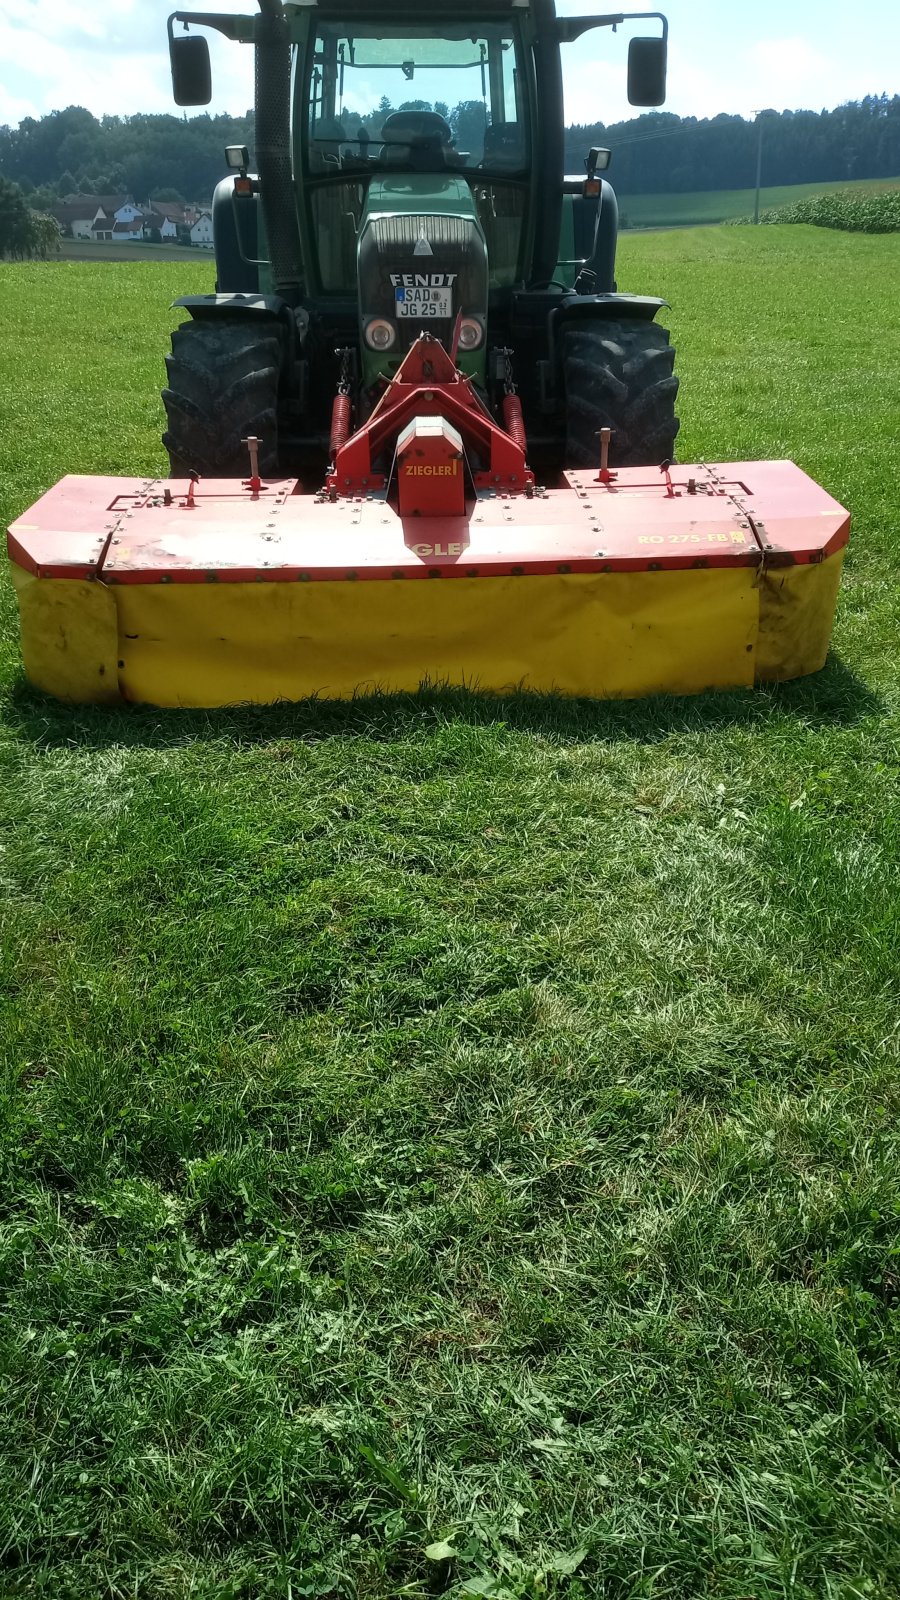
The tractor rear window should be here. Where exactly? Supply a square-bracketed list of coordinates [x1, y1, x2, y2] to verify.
[306, 24, 528, 178]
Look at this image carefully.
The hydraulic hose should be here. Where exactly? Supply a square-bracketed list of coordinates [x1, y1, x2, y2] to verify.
[255, 0, 304, 307]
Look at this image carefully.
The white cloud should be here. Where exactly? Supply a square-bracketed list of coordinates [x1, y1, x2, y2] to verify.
[0, 82, 40, 124]
[0, 1, 896, 128]
[561, 33, 873, 126]
[0, 1, 254, 122]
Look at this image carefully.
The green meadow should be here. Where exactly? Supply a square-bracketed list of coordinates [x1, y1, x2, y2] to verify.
[0, 225, 899, 1598]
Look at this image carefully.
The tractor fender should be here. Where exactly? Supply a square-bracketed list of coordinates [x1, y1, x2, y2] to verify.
[171, 292, 306, 352]
[547, 293, 670, 396]
[172, 293, 288, 320]
[554, 292, 669, 325]
[572, 178, 619, 295]
[212, 174, 260, 296]
[169, 294, 308, 384]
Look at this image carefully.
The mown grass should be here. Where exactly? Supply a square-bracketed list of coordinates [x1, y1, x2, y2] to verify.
[618, 175, 900, 229]
[1, 230, 899, 1599]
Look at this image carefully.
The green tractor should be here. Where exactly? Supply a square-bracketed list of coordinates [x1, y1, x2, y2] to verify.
[163, 0, 679, 483]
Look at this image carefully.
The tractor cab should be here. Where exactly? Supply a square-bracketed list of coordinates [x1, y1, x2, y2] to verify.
[300, 20, 530, 382]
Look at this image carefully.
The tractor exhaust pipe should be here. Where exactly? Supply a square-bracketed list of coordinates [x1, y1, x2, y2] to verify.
[255, 0, 304, 308]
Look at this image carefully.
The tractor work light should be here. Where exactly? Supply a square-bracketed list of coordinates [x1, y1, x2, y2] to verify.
[365, 319, 397, 351]
[225, 145, 250, 171]
[457, 318, 484, 352]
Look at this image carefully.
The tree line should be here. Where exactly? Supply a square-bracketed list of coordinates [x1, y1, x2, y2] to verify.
[0, 107, 255, 209]
[0, 95, 898, 211]
[568, 96, 900, 195]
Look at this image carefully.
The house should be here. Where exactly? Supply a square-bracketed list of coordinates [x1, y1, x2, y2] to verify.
[112, 217, 145, 241]
[161, 203, 204, 228]
[50, 202, 99, 240]
[190, 211, 214, 249]
[90, 209, 116, 242]
[142, 211, 179, 241]
[94, 202, 153, 242]
[45, 194, 136, 242]
[49, 197, 123, 240]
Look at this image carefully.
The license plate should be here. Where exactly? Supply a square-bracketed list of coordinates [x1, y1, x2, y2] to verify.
[395, 287, 453, 318]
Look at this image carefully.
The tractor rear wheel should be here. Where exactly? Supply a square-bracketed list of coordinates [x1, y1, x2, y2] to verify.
[162, 316, 282, 477]
[561, 318, 679, 470]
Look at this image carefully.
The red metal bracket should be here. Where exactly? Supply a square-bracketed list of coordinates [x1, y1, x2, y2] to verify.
[327, 335, 535, 498]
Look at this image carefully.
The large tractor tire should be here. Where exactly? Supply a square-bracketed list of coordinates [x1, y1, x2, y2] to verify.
[162, 316, 282, 477]
[561, 318, 680, 470]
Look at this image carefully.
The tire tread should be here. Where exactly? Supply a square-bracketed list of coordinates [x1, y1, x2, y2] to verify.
[561, 319, 680, 469]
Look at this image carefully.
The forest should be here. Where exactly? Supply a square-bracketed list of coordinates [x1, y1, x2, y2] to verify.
[0, 94, 898, 208]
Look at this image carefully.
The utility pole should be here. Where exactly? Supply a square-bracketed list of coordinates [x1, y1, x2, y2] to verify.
[753, 111, 765, 224]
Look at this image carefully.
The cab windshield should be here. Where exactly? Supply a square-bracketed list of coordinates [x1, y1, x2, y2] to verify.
[306, 24, 528, 176]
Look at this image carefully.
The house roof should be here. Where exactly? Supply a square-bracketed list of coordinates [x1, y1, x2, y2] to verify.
[76, 194, 132, 211]
[113, 218, 144, 234]
[51, 194, 137, 223]
[50, 202, 101, 223]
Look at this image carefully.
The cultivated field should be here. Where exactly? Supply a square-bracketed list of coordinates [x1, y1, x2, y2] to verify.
[59, 238, 205, 264]
[619, 173, 900, 228]
[1, 228, 899, 1599]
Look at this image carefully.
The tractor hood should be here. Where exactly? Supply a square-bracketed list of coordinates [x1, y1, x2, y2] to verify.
[357, 175, 489, 385]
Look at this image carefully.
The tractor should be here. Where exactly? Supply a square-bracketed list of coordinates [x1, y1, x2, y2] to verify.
[5, 1, 849, 708]
[162, 0, 680, 482]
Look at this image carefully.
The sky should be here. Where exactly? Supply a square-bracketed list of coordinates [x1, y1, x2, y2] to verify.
[0, 0, 898, 129]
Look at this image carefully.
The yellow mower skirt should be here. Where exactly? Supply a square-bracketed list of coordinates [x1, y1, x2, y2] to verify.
[7, 462, 850, 707]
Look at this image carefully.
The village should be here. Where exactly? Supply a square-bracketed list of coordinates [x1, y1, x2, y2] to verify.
[47, 193, 214, 248]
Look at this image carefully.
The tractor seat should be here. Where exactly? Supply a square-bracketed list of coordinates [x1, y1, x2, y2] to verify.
[379, 110, 453, 171]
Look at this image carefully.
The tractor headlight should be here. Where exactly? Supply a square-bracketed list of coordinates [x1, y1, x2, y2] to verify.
[365, 319, 397, 351]
[457, 317, 484, 352]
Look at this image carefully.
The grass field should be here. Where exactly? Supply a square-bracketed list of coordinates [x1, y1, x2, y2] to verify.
[1, 228, 900, 1599]
[618, 175, 900, 229]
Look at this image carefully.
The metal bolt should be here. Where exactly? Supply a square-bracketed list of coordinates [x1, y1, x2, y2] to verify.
[242, 434, 261, 482]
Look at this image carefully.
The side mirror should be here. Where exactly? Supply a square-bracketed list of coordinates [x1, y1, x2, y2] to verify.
[169, 33, 212, 107]
[628, 37, 667, 107]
